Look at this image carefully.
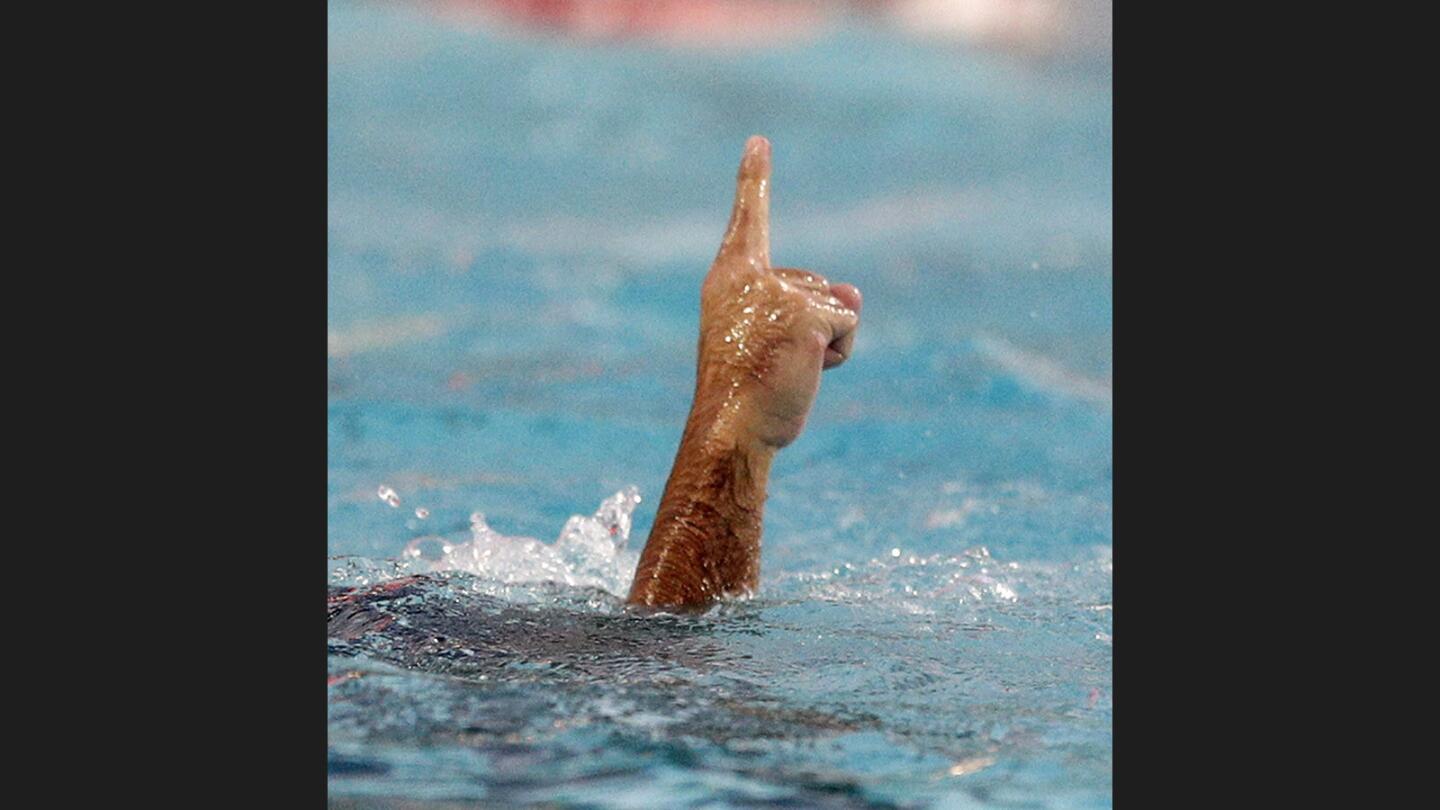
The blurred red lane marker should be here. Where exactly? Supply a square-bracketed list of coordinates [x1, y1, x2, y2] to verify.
[421, 0, 831, 47]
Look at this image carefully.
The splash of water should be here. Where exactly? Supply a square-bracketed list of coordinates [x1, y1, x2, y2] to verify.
[771, 545, 1029, 610]
[401, 487, 643, 597]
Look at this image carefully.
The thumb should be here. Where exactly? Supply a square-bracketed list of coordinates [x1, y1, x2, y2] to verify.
[715, 135, 771, 269]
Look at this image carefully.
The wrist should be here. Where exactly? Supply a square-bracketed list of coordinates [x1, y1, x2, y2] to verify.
[687, 374, 784, 459]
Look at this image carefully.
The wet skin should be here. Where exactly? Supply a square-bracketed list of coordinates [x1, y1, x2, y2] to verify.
[627, 136, 863, 609]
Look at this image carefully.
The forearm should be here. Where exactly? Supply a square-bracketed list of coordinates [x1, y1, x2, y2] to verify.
[626, 390, 775, 608]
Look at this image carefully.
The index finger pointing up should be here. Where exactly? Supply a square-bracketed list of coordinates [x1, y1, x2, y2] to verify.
[716, 135, 772, 269]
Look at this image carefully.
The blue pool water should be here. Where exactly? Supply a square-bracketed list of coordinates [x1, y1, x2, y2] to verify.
[328, 1, 1111, 806]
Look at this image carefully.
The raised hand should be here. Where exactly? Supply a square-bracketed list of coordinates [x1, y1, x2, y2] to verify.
[697, 135, 863, 450]
[627, 136, 862, 609]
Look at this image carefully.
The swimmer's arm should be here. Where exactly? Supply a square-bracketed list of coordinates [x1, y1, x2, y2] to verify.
[625, 136, 860, 610]
[627, 380, 775, 608]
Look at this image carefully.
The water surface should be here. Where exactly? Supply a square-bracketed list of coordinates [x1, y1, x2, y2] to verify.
[328, 2, 1112, 806]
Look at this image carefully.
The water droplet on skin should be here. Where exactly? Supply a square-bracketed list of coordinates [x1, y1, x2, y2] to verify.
[378, 485, 401, 508]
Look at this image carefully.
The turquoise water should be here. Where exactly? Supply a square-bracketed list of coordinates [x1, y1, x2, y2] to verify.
[328, 1, 1111, 806]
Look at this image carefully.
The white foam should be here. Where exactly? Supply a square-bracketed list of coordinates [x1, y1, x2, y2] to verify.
[401, 487, 643, 597]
